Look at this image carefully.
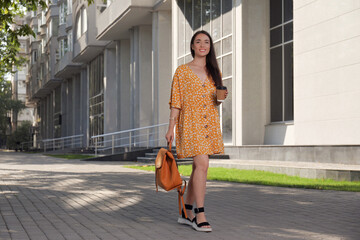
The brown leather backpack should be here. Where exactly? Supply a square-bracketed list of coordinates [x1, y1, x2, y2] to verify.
[155, 144, 188, 219]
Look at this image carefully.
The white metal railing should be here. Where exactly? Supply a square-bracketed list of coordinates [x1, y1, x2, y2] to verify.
[20, 140, 43, 151]
[43, 134, 83, 152]
[91, 123, 169, 156]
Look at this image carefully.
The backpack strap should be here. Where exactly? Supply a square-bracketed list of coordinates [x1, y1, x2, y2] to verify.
[177, 180, 187, 219]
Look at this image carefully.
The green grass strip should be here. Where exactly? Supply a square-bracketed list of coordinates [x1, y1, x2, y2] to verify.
[44, 154, 94, 160]
[126, 165, 360, 192]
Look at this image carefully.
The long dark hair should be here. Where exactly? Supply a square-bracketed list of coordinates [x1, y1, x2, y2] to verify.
[190, 30, 222, 87]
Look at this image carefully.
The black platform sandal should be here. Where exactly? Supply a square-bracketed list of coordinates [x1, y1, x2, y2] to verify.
[192, 207, 212, 232]
[177, 204, 194, 226]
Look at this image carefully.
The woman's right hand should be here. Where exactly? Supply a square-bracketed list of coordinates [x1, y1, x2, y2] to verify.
[165, 129, 174, 145]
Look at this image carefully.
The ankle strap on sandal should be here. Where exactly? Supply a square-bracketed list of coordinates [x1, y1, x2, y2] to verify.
[185, 204, 193, 210]
[194, 207, 205, 214]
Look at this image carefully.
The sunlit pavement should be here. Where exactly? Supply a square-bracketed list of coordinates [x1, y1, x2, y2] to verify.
[0, 151, 359, 240]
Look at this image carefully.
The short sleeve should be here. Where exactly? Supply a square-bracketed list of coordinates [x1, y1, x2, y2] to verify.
[169, 68, 182, 109]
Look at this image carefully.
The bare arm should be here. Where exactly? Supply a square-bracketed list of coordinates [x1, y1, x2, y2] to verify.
[165, 107, 180, 144]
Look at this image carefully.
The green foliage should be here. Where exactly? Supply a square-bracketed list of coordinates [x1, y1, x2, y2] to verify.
[127, 165, 360, 192]
[0, 78, 25, 136]
[6, 120, 32, 150]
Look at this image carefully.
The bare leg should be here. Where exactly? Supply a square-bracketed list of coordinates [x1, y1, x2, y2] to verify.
[185, 162, 196, 219]
[185, 154, 210, 227]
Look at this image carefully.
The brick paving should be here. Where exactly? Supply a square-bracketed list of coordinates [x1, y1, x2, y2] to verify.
[0, 151, 359, 240]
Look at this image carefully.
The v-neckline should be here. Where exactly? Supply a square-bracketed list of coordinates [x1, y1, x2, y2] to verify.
[186, 64, 208, 84]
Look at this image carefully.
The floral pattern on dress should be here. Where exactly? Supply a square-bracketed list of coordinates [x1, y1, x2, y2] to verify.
[169, 64, 224, 159]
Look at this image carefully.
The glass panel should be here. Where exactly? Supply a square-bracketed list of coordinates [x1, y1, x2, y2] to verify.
[178, 57, 185, 66]
[202, 0, 211, 33]
[214, 41, 221, 56]
[194, 0, 201, 31]
[284, 0, 293, 22]
[222, 78, 232, 144]
[185, 54, 193, 63]
[270, 46, 283, 122]
[222, 36, 232, 55]
[222, 54, 232, 77]
[211, 0, 221, 40]
[222, 0, 232, 36]
[185, 0, 193, 55]
[270, 0, 282, 28]
[178, 0, 185, 57]
[284, 22, 293, 42]
[284, 43, 293, 121]
[270, 26, 282, 47]
[217, 57, 221, 71]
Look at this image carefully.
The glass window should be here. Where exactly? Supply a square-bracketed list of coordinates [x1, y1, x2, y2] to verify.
[222, 0, 232, 36]
[270, 47, 283, 122]
[270, 0, 293, 122]
[76, 12, 81, 39]
[89, 54, 104, 138]
[270, 26, 282, 47]
[82, 8, 87, 34]
[177, 0, 234, 144]
[222, 54, 232, 78]
[185, 0, 193, 56]
[270, 0, 282, 28]
[193, 0, 201, 31]
[284, 42, 293, 121]
[178, 0, 185, 57]
[211, 0, 221, 41]
[222, 78, 232, 144]
[222, 36, 232, 54]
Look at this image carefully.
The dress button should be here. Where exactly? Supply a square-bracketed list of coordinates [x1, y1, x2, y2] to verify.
[205, 135, 209, 138]
[202, 95, 206, 98]
[203, 104, 206, 108]
[204, 125, 208, 128]
[204, 115, 207, 118]
[202, 84, 205, 87]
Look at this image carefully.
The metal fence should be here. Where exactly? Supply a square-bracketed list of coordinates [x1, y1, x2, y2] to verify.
[91, 123, 169, 156]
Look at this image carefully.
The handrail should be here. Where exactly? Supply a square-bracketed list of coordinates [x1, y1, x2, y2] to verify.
[43, 134, 84, 142]
[91, 123, 169, 156]
[91, 123, 168, 139]
[42, 134, 84, 152]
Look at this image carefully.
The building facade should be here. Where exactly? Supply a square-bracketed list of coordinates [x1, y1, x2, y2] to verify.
[10, 18, 35, 133]
[26, 0, 360, 149]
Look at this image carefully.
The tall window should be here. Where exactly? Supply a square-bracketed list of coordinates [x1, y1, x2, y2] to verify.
[76, 7, 87, 39]
[54, 87, 61, 138]
[177, 0, 233, 144]
[89, 54, 104, 138]
[270, 0, 293, 122]
[59, 1, 68, 25]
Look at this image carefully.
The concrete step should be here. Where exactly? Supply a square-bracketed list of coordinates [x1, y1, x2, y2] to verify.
[137, 156, 193, 165]
[209, 159, 360, 182]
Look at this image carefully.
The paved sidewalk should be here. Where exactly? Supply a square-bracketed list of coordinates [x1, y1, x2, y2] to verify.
[0, 152, 359, 240]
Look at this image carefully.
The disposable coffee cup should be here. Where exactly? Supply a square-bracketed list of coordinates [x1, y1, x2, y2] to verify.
[216, 86, 227, 102]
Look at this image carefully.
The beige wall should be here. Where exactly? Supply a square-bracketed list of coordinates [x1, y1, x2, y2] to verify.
[241, 0, 269, 145]
[294, 0, 360, 144]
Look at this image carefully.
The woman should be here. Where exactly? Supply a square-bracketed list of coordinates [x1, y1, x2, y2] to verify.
[165, 30, 227, 232]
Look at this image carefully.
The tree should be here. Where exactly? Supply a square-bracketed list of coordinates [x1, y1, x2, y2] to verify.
[6, 120, 32, 150]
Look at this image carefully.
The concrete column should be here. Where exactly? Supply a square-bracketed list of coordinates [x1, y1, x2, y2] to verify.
[130, 25, 153, 128]
[152, 10, 172, 126]
[241, 0, 268, 145]
[61, 81, 67, 137]
[116, 40, 131, 131]
[104, 47, 117, 135]
[79, 67, 88, 147]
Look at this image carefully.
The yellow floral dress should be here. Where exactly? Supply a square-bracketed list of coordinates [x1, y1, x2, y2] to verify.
[169, 64, 224, 159]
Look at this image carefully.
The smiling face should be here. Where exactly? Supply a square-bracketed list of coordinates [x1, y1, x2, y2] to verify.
[191, 33, 211, 58]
